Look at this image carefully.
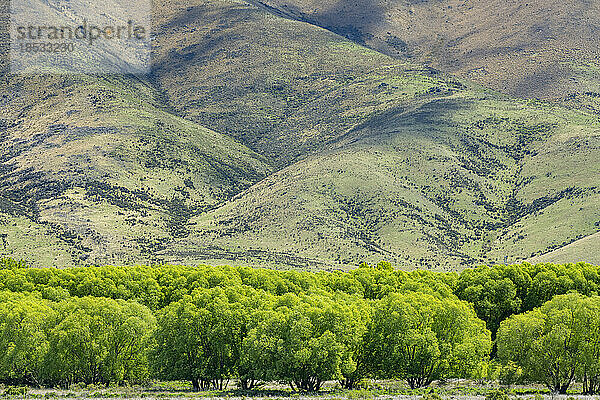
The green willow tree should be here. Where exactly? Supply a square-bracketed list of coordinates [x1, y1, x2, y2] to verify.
[0, 291, 55, 385]
[45, 297, 156, 386]
[455, 264, 530, 337]
[497, 293, 600, 394]
[152, 286, 251, 390]
[364, 292, 491, 388]
[241, 292, 369, 391]
[577, 296, 600, 394]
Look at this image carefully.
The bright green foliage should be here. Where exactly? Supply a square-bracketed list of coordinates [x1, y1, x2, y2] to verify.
[45, 297, 156, 386]
[2, 258, 600, 391]
[524, 263, 600, 309]
[456, 262, 600, 337]
[0, 292, 55, 385]
[497, 293, 600, 394]
[497, 361, 523, 387]
[0, 291, 155, 387]
[364, 292, 491, 388]
[153, 286, 254, 390]
[579, 297, 600, 394]
[242, 292, 369, 391]
[0, 261, 458, 308]
[455, 264, 530, 336]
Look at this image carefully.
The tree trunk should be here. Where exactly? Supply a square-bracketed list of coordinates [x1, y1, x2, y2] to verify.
[340, 377, 357, 389]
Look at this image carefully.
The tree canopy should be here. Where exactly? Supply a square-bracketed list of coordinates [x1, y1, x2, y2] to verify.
[0, 257, 599, 392]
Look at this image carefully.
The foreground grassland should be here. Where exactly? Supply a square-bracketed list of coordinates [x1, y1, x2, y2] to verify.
[1, 382, 600, 400]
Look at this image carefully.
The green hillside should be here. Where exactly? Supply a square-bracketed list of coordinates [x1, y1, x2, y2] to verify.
[242, 0, 600, 113]
[168, 89, 600, 269]
[150, 0, 600, 270]
[528, 232, 600, 265]
[0, 0, 598, 269]
[0, 73, 271, 266]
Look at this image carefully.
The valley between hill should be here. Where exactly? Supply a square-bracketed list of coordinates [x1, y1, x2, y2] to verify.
[0, 0, 598, 269]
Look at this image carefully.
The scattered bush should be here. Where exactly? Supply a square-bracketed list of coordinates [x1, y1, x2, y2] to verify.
[347, 389, 375, 400]
[486, 389, 511, 400]
[3, 387, 28, 397]
[421, 392, 444, 400]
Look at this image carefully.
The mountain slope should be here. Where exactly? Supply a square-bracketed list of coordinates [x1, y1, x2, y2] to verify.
[0, 73, 271, 266]
[148, 0, 600, 269]
[1, 0, 598, 269]
[242, 0, 600, 113]
[166, 90, 600, 269]
[529, 232, 600, 265]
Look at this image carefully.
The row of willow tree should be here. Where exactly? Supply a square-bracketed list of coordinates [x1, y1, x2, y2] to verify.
[1, 258, 600, 393]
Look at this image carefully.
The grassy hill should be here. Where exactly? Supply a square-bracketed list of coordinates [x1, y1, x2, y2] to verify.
[243, 0, 600, 114]
[0, 73, 271, 266]
[0, 0, 598, 269]
[528, 232, 600, 266]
